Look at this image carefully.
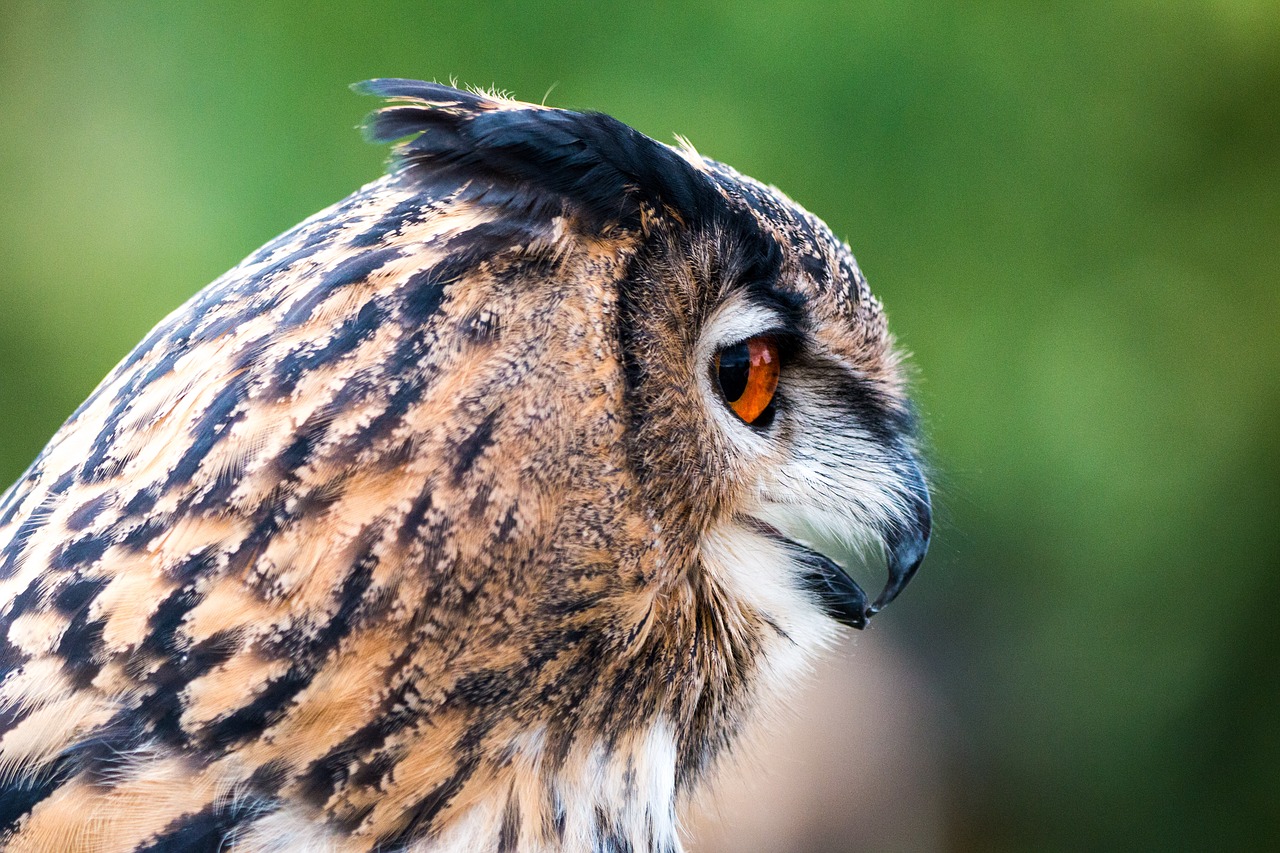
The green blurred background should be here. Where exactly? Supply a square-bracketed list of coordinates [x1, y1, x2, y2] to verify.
[1, 1, 1276, 849]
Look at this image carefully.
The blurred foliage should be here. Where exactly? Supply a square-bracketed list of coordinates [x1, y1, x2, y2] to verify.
[1, 1, 1277, 849]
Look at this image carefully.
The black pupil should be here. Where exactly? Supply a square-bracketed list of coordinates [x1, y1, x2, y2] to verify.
[717, 341, 750, 403]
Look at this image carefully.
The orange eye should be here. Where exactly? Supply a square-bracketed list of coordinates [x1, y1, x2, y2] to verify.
[714, 336, 780, 425]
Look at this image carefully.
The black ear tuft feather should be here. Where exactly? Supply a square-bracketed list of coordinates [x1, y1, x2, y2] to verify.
[353, 78, 492, 110]
[355, 79, 719, 229]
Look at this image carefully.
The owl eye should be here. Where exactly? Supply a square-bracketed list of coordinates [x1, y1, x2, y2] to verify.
[714, 336, 780, 426]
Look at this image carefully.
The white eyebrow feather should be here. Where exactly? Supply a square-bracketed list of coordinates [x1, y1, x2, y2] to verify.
[700, 298, 787, 352]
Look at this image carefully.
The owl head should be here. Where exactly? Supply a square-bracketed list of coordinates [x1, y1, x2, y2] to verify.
[0, 80, 930, 851]
[363, 78, 929, 605]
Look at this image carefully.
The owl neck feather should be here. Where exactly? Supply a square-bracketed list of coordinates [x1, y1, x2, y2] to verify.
[401, 582, 769, 853]
[398, 721, 682, 853]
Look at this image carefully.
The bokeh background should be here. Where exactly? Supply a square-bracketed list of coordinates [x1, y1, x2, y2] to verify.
[2, 2, 1277, 849]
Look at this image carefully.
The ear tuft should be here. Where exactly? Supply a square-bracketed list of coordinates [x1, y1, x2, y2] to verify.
[355, 79, 718, 229]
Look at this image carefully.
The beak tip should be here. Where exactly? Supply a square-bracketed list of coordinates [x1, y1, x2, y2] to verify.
[870, 454, 932, 616]
[872, 498, 931, 616]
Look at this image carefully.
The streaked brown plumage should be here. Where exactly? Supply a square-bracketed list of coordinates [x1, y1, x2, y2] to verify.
[0, 80, 931, 852]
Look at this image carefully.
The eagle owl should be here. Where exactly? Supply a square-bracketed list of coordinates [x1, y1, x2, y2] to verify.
[0, 81, 931, 852]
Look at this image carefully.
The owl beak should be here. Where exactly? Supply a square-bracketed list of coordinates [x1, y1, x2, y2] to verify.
[866, 456, 932, 617]
[752, 454, 930, 630]
[790, 453, 930, 629]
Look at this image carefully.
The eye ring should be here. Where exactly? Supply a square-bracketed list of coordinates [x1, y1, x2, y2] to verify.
[714, 336, 780, 426]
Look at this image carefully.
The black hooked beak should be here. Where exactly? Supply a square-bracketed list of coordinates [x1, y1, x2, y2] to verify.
[791, 456, 931, 629]
[867, 459, 932, 617]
